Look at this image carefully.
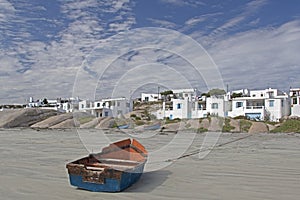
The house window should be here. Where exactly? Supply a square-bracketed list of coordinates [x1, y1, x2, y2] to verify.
[198, 104, 202, 109]
[177, 103, 182, 109]
[97, 103, 100, 107]
[292, 98, 297, 105]
[145, 97, 149, 102]
[236, 102, 243, 108]
[281, 100, 284, 107]
[211, 103, 218, 109]
[81, 104, 84, 109]
[104, 111, 109, 117]
[269, 100, 274, 107]
[117, 101, 120, 106]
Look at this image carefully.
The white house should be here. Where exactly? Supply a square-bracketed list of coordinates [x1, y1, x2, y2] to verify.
[79, 97, 132, 118]
[156, 89, 206, 120]
[27, 97, 79, 113]
[141, 93, 161, 102]
[27, 97, 42, 108]
[206, 94, 231, 117]
[156, 97, 206, 119]
[228, 88, 290, 122]
[231, 89, 249, 96]
[171, 88, 200, 101]
[79, 100, 93, 110]
[290, 88, 300, 117]
[59, 97, 80, 113]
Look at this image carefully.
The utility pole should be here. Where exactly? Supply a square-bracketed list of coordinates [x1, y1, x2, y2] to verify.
[158, 86, 160, 100]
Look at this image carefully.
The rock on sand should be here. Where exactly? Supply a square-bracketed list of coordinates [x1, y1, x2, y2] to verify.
[31, 113, 73, 128]
[0, 108, 57, 128]
[50, 119, 79, 129]
[95, 117, 114, 129]
[248, 122, 269, 133]
[80, 118, 102, 128]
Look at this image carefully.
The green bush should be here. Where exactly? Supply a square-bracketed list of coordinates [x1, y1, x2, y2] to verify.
[135, 116, 141, 120]
[234, 115, 249, 120]
[135, 120, 145, 126]
[271, 119, 300, 133]
[165, 117, 181, 124]
[222, 118, 235, 132]
[130, 114, 137, 118]
[197, 127, 208, 133]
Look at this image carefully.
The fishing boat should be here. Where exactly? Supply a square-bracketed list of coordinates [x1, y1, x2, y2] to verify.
[66, 138, 147, 192]
[117, 124, 130, 129]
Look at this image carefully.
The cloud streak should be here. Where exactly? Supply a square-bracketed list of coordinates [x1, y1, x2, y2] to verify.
[208, 20, 300, 91]
[160, 0, 205, 7]
[0, 0, 136, 103]
[209, 0, 268, 38]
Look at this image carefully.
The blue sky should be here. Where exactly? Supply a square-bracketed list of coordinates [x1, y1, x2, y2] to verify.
[0, 0, 300, 103]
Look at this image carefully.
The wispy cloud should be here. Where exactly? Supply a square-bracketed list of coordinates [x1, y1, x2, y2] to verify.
[160, 0, 205, 7]
[246, 0, 268, 12]
[183, 12, 223, 32]
[0, 0, 136, 103]
[209, 0, 268, 38]
[208, 20, 300, 90]
[0, 0, 15, 22]
[148, 18, 178, 29]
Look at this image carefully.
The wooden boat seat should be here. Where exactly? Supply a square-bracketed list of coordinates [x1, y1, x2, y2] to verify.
[86, 162, 136, 170]
[85, 166, 105, 171]
[98, 158, 141, 164]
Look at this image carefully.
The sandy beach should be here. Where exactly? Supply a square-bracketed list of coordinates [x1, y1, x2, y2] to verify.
[0, 128, 299, 200]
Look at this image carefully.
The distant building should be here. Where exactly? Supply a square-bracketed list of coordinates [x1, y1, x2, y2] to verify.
[171, 88, 200, 101]
[27, 97, 42, 108]
[141, 93, 161, 102]
[59, 97, 80, 113]
[156, 88, 206, 119]
[27, 97, 79, 113]
[79, 100, 93, 110]
[290, 88, 300, 117]
[79, 97, 132, 118]
[206, 94, 231, 117]
[228, 88, 290, 122]
[156, 88, 290, 122]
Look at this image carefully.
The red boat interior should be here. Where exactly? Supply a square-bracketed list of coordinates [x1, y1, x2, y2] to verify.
[72, 138, 147, 171]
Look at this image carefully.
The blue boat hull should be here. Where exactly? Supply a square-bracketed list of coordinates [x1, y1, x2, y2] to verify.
[66, 138, 147, 192]
[118, 124, 129, 129]
[68, 162, 145, 192]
